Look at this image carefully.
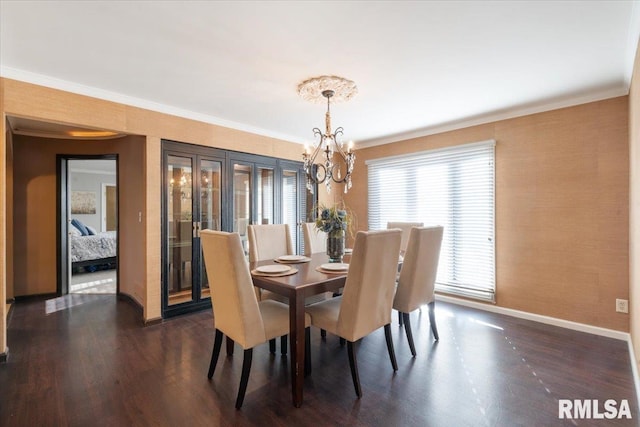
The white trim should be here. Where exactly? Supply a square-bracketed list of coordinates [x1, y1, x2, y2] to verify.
[0, 66, 305, 144]
[436, 294, 629, 340]
[356, 88, 628, 149]
[435, 294, 640, 406]
[624, 1, 640, 88]
[365, 139, 496, 166]
[628, 338, 640, 411]
[1, 67, 629, 150]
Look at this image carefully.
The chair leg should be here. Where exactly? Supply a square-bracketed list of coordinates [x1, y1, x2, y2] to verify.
[304, 327, 312, 376]
[269, 339, 276, 354]
[281, 335, 287, 356]
[384, 324, 398, 371]
[402, 312, 417, 357]
[398, 311, 404, 327]
[235, 348, 253, 409]
[208, 329, 224, 379]
[226, 336, 234, 356]
[428, 301, 439, 341]
[347, 340, 362, 398]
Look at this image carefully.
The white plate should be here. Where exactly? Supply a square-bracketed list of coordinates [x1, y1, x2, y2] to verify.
[256, 264, 291, 274]
[320, 263, 349, 271]
[277, 255, 307, 262]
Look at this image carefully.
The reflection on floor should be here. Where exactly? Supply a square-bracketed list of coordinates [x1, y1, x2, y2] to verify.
[70, 269, 116, 294]
[4, 298, 638, 425]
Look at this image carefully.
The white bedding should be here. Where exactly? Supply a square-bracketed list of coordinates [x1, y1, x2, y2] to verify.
[71, 231, 117, 263]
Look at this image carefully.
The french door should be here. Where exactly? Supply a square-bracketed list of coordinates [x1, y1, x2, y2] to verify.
[230, 154, 277, 258]
[161, 140, 311, 318]
[163, 147, 224, 317]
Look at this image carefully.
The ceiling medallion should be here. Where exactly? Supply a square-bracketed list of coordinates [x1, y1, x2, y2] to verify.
[297, 75, 358, 104]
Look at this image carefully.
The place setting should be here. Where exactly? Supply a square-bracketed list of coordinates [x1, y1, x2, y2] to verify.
[316, 262, 349, 274]
[274, 254, 311, 264]
[251, 264, 298, 277]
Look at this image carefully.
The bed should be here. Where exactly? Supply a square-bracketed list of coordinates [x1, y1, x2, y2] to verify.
[70, 219, 117, 272]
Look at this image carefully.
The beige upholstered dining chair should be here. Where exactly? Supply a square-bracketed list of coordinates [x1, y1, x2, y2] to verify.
[387, 221, 424, 326]
[386, 221, 424, 253]
[247, 224, 294, 264]
[305, 229, 402, 397]
[248, 223, 328, 351]
[393, 226, 443, 356]
[302, 222, 326, 256]
[200, 230, 311, 409]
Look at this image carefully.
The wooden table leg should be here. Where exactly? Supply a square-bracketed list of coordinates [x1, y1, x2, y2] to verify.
[289, 292, 305, 407]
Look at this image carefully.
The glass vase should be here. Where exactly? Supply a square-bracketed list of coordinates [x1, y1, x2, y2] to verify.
[326, 230, 345, 263]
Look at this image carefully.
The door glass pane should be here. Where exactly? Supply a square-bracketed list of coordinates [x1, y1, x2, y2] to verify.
[282, 169, 300, 253]
[234, 164, 252, 257]
[167, 155, 193, 306]
[199, 159, 221, 300]
[257, 167, 274, 225]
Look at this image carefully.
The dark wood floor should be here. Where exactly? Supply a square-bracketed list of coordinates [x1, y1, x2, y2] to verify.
[1, 294, 638, 426]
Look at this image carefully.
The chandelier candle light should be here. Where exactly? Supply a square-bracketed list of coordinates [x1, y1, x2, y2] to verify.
[298, 75, 357, 194]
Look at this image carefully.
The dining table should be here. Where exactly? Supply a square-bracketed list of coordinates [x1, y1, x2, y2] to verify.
[250, 252, 350, 407]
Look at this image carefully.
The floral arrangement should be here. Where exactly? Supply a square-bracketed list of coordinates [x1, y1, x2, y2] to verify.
[315, 205, 351, 237]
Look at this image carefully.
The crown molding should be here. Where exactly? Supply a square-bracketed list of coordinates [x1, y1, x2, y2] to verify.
[624, 1, 640, 88]
[356, 86, 629, 149]
[0, 66, 304, 144]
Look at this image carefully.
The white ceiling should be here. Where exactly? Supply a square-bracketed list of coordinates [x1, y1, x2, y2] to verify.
[1, 1, 639, 147]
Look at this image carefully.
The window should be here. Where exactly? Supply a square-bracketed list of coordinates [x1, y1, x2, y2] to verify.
[367, 140, 495, 302]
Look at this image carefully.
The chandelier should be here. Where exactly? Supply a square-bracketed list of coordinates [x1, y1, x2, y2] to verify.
[298, 75, 357, 194]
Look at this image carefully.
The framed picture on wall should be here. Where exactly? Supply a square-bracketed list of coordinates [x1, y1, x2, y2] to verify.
[71, 191, 97, 214]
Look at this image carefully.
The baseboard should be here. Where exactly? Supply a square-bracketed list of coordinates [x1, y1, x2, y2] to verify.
[435, 294, 629, 340]
[436, 294, 639, 409]
[628, 339, 640, 412]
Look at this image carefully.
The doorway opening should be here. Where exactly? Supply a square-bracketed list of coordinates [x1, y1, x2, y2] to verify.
[59, 156, 118, 295]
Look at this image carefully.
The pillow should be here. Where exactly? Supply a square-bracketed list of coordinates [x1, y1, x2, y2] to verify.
[85, 225, 97, 236]
[69, 225, 81, 237]
[71, 218, 89, 236]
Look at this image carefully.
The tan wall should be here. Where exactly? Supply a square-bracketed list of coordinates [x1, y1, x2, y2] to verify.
[1, 78, 6, 356]
[12, 135, 146, 304]
[112, 135, 146, 307]
[0, 74, 633, 357]
[144, 136, 162, 321]
[630, 42, 640, 369]
[1, 78, 303, 331]
[345, 97, 629, 331]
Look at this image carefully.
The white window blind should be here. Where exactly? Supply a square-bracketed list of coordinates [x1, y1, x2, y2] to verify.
[367, 140, 496, 302]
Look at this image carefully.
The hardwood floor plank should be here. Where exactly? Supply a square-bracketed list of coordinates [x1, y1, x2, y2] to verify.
[0, 295, 637, 426]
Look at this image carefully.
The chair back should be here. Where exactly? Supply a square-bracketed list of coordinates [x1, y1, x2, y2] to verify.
[337, 229, 402, 341]
[302, 222, 326, 256]
[200, 230, 266, 349]
[387, 221, 424, 253]
[247, 224, 293, 262]
[393, 226, 444, 313]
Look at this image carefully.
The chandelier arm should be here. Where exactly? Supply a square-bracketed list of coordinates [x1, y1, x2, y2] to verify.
[307, 129, 325, 163]
[309, 163, 327, 184]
